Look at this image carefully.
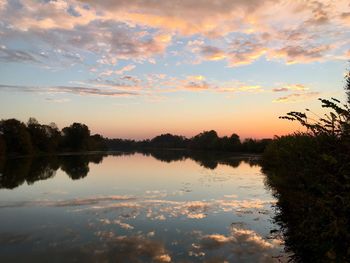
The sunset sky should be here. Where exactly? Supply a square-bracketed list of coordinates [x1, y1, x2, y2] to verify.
[0, 0, 349, 139]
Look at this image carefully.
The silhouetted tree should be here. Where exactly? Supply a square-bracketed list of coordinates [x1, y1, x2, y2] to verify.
[150, 133, 187, 148]
[221, 133, 241, 151]
[190, 130, 220, 150]
[0, 119, 33, 155]
[61, 123, 91, 151]
[26, 117, 61, 153]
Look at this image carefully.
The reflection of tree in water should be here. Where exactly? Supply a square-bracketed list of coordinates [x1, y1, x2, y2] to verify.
[26, 157, 60, 185]
[140, 149, 258, 170]
[141, 149, 187, 163]
[0, 154, 106, 189]
[60, 156, 90, 180]
[0, 157, 32, 189]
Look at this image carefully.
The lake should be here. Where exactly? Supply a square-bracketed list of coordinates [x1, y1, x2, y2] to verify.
[0, 151, 287, 262]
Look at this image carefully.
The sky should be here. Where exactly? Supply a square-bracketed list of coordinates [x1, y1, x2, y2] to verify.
[0, 0, 349, 139]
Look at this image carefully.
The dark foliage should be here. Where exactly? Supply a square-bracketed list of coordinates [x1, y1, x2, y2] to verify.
[88, 134, 108, 151]
[0, 119, 33, 155]
[190, 130, 220, 150]
[150, 133, 188, 148]
[61, 123, 91, 152]
[0, 118, 107, 157]
[241, 138, 272, 153]
[27, 118, 60, 153]
[263, 134, 350, 262]
[106, 131, 270, 154]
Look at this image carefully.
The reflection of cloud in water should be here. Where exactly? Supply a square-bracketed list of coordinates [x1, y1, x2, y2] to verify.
[94, 232, 172, 262]
[0, 195, 136, 208]
[224, 194, 238, 198]
[0, 232, 172, 263]
[42, 190, 68, 195]
[0, 194, 275, 221]
[55, 195, 136, 207]
[0, 233, 34, 245]
[144, 190, 168, 199]
[99, 219, 134, 230]
[190, 227, 286, 262]
[0, 228, 285, 262]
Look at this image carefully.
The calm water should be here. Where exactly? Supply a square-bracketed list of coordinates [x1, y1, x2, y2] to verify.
[0, 151, 287, 262]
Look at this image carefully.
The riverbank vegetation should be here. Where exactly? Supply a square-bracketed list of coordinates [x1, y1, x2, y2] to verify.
[262, 69, 350, 262]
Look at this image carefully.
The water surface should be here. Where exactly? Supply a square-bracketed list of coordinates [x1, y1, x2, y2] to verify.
[0, 151, 286, 262]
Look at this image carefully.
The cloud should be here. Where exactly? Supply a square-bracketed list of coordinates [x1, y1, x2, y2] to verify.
[77, 0, 273, 36]
[1, 0, 99, 31]
[188, 38, 267, 67]
[273, 92, 320, 103]
[0, 84, 139, 97]
[270, 45, 331, 64]
[120, 75, 141, 85]
[115, 64, 136, 75]
[187, 75, 206, 81]
[228, 38, 267, 66]
[272, 84, 308, 92]
[0, 0, 348, 70]
[185, 81, 211, 91]
[45, 98, 71, 103]
[215, 84, 264, 93]
[0, 46, 40, 63]
[98, 64, 137, 77]
[0, 17, 172, 68]
[0, 76, 314, 103]
[200, 45, 226, 61]
[0, 0, 6, 11]
[341, 12, 350, 25]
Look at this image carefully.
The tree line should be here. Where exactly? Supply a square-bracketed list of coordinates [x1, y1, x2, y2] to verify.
[106, 130, 271, 153]
[0, 118, 271, 157]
